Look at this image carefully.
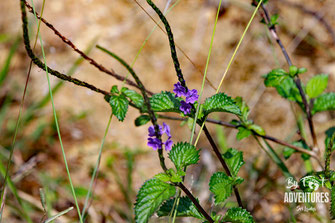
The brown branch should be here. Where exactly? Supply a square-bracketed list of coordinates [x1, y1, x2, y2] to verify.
[203, 125, 243, 208]
[259, 2, 319, 153]
[159, 114, 317, 158]
[24, 0, 153, 95]
[177, 183, 214, 223]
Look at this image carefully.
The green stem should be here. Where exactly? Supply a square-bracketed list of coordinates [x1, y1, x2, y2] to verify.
[81, 114, 113, 220]
[21, 1, 83, 221]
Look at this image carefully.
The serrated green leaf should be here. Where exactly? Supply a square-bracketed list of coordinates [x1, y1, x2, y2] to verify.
[263, 69, 288, 87]
[312, 92, 335, 114]
[223, 148, 245, 177]
[168, 142, 200, 171]
[306, 74, 328, 98]
[223, 207, 255, 223]
[135, 178, 176, 223]
[121, 87, 144, 107]
[331, 185, 335, 219]
[149, 91, 181, 113]
[203, 93, 241, 117]
[135, 115, 151, 126]
[249, 124, 265, 136]
[236, 127, 251, 141]
[209, 172, 235, 204]
[157, 196, 204, 219]
[154, 173, 171, 182]
[109, 94, 129, 121]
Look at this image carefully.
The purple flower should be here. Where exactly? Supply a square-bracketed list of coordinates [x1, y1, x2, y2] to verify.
[148, 125, 163, 137]
[180, 101, 192, 115]
[147, 137, 162, 150]
[173, 82, 186, 97]
[185, 89, 199, 104]
[162, 122, 171, 138]
[147, 123, 174, 151]
[164, 139, 173, 151]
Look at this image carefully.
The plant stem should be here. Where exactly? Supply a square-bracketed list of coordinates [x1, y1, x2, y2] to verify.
[259, 2, 319, 152]
[23, 0, 149, 94]
[203, 125, 243, 208]
[96, 46, 168, 172]
[177, 183, 214, 223]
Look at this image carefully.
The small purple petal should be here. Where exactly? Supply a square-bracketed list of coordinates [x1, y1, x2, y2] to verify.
[173, 82, 186, 97]
[147, 137, 162, 150]
[180, 101, 192, 115]
[185, 89, 199, 104]
[148, 125, 163, 137]
[148, 126, 156, 137]
[162, 122, 171, 138]
[164, 139, 173, 151]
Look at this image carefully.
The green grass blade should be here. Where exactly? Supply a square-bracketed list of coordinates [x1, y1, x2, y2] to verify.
[81, 114, 113, 219]
[0, 158, 32, 223]
[0, 36, 21, 86]
[44, 207, 73, 223]
[193, 0, 263, 147]
[28, 0, 83, 222]
[189, 0, 223, 144]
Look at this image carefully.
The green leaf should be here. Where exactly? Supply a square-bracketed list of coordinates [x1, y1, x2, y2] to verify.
[249, 124, 265, 136]
[236, 127, 251, 141]
[234, 97, 249, 121]
[111, 85, 119, 94]
[263, 69, 288, 87]
[135, 178, 176, 223]
[157, 196, 204, 220]
[168, 142, 200, 171]
[325, 127, 335, 151]
[312, 92, 335, 114]
[331, 185, 335, 219]
[223, 148, 245, 177]
[298, 67, 307, 74]
[283, 140, 310, 160]
[299, 175, 322, 192]
[223, 207, 255, 223]
[209, 172, 239, 204]
[149, 91, 181, 113]
[275, 78, 302, 103]
[109, 94, 129, 121]
[270, 14, 279, 26]
[306, 74, 328, 98]
[135, 115, 151, 126]
[203, 93, 241, 117]
[289, 65, 298, 77]
[121, 87, 144, 107]
[154, 173, 171, 182]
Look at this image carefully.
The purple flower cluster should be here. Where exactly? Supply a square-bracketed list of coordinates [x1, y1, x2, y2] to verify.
[147, 122, 173, 151]
[173, 82, 199, 115]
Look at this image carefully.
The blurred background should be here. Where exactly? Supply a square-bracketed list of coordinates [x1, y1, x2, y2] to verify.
[1, 0, 335, 222]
